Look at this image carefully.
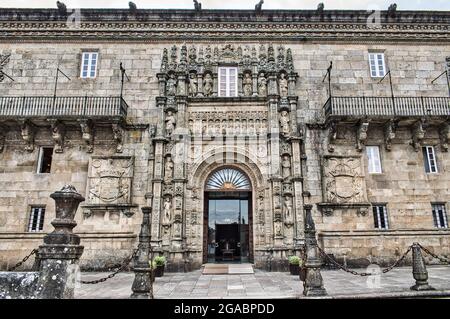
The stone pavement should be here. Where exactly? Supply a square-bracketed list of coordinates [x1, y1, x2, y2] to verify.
[75, 266, 450, 299]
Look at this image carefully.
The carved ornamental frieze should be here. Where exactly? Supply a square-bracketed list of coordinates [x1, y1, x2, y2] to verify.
[322, 156, 368, 205]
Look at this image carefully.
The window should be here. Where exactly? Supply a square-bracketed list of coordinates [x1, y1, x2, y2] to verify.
[369, 52, 386, 78]
[432, 204, 448, 229]
[28, 207, 45, 232]
[366, 146, 382, 174]
[37, 147, 53, 174]
[218, 67, 238, 97]
[422, 146, 438, 174]
[373, 205, 389, 230]
[80, 52, 98, 78]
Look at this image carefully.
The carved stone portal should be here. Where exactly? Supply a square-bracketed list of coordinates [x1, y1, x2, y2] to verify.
[322, 156, 367, 204]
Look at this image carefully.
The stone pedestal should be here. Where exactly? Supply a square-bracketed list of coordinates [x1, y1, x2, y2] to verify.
[303, 205, 327, 297]
[131, 207, 154, 299]
[35, 185, 85, 299]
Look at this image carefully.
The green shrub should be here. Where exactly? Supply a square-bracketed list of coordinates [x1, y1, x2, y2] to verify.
[288, 256, 300, 265]
[154, 256, 166, 267]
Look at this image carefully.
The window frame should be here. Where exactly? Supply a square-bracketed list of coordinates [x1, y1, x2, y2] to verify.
[373, 204, 389, 230]
[366, 145, 383, 174]
[422, 146, 438, 174]
[36, 146, 54, 174]
[218, 66, 238, 97]
[368, 52, 387, 78]
[27, 206, 46, 233]
[432, 203, 449, 229]
[80, 51, 99, 79]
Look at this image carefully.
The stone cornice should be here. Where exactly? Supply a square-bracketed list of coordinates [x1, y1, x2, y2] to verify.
[0, 9, 448, 42]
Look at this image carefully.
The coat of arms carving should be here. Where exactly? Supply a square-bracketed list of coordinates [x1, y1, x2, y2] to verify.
[323, 156, 367, 204]
[87, 156, 134, 205]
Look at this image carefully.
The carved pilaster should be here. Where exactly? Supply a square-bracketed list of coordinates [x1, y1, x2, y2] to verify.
[439, 122, 450, 152]
[20, 120, 35, 152]
[411, 119, 426, 152]
[384, 119, 397, 151]
[356, 121, 369, 152]
[112, 123, 124, 153]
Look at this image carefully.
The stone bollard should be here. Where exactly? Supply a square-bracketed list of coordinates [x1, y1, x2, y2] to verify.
[303, 205, 327, 297]
[35, 185, 85, 299]
[410, 243, 435, 291]
[130, 207, 153, 299]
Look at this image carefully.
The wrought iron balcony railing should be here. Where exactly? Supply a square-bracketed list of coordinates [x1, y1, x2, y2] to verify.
[0, 96, 128, 119]
[324, 96, 450, 119]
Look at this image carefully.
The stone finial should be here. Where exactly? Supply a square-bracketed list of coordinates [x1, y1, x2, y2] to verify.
[129, 2, 138, 13]
[255, 0, 264, 13]
[388, 3, 397, 18]
[317, 3, 324, 15]
[193, 0, 202, 11]
[56, 1, 67, 15]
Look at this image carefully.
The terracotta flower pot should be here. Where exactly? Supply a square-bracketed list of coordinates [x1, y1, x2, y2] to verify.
[154, 265, 165, 277]
[289, 264, 300, 276]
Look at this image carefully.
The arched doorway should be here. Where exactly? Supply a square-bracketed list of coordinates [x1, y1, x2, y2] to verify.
[203, 167, 254, 264]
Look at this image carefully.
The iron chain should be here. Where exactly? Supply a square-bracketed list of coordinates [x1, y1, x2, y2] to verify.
[79, 246, 141, 285]
[9, 249, 38, 271]
[418, 243, 450, 265]
[318, 245, 412, 276]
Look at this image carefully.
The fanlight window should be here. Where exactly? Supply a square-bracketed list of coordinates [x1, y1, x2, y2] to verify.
[206, 168, 251, 191]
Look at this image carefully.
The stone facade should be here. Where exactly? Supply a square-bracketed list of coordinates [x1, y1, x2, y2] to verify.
[0, 8, 449, 271]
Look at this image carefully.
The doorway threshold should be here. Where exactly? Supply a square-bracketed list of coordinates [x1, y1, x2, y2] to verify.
[202, 263, 254, 275]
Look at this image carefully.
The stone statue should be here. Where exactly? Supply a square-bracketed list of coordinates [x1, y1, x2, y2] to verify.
[165, 111, 176, 136]
[258, 73, 267, 96]
[163, 197, 172, 224]
[194, 0, 202, 11]
[279, 110, 290, 137]
[283, 196, 293, 221]
[203, 73, 213, 97]
[129, 2, 137, 13]
[281, 155, 291, 179]
[243, 73, 253, 96]
[388, 3, 397, 18]
[166, 74, 177, 96]
[164, 156, 174, 180]
[317, 3, 324, 15]
[279, 73, 288, 97]
[255, 0, 264, 12]
[275, 222, 282, 237]
[56, 1, 67, 15]
[189, 73, 198, 97]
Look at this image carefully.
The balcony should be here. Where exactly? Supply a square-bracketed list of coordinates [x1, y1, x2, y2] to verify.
[0, 96, 128, 121]
[324, 96, 450, 122]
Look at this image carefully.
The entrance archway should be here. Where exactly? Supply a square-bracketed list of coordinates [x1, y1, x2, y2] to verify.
[203, 167, 254, 264]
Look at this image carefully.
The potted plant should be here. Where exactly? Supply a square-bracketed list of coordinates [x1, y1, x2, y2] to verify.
[288, 256, 300, 276]
[153, 256, 166, 277]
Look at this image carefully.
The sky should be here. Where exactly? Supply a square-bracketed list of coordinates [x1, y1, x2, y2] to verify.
[0, 0, 449, 11]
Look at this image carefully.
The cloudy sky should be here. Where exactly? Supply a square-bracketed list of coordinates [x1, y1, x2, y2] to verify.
[0, 0, 449, 11]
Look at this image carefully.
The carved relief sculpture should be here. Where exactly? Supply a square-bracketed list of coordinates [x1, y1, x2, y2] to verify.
[166, 74, 177, 96]
[384, 119, 396, 151]
[203, 73, 213, 97]
[112, 123, 123, 153]
[356, 121, 369, 152]
[243, 73, 253, 96]
[20, 120, 34, 152]
[279, 110, 290, 137]
[189, 73, 198, 97]
[279, 73, 288, 97]
[283, 196, 293, 222]
[51, 120, 65, 153]
[165, 111, 176, 137]
[164, 156, 174, 181]
[411, 119, 426, 152]
[258, 73, 267, 96]
[162, 197, 172, 225]
[80, 120, 94, 153]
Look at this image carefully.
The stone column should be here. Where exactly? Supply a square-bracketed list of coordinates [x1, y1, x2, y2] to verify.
[303, 205, 327, 297]
[35, 185, 85, 299]
[131, 207, 154, 299]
